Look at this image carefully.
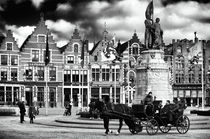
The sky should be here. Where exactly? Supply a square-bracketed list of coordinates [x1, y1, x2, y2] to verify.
[0, 0, 210, 47]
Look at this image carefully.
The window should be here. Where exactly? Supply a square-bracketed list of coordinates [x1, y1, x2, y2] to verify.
[64, 70, 71, 83]
[11, 68, 17, 81]
[80, 70, 87, 83]
[72, 70, 79, 83]
[13, 87, 19, 103]
[6, 87, 12, 103]
[37, 66, 44, 81]
[49, 87, 56, 107]
[188, 71, 195, 83]
[1, 68, 7, 81]
[1, 55, 8, 65]
[67, 56, 74, 64]
[198, 73, 202, 83]
[49, 67, 56, 81]
[6, 42, 12, 50]
[175, 72, 184, 83]
[92, 68, 100, 81]
[11, 55, 18, 65]
[37, 87, 44, 102]
[102, 68, 110, 81]
[0, 87, 4, 102]
[74, 44, 79, 53]
[25, 67, 33, 80]
[32, 50, 39, 62]
[132, 44, 138, 55]
[112, 69, 120, 81]
[175, 56, 184, 69]
[38, 35, 45, 43]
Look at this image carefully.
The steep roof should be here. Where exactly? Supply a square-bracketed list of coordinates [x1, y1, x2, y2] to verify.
[59, 43, 69, 53]
[20, 34, 31, 51]
[89, 40, 101, 55]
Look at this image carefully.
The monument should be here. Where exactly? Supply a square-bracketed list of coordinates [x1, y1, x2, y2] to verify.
[134, 1, 173, 104]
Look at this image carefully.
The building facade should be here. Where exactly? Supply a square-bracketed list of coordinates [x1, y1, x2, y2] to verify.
[0, 30, 20, 105]
[60, 28, 89, 107]
[164, 37, 210, 106]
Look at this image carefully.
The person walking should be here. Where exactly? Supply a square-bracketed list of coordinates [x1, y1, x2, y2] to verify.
[28, 105, 36, 123]
[18, 101, 26, 123]
[68, 101, 73, 115]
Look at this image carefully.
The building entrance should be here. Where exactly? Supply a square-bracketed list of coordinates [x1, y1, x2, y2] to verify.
[25, 87, 32, 106]
[73, 88, 79, 106]
[64, 88, 71, 107]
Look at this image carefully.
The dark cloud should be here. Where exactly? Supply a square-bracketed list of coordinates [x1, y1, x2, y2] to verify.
[0, 0, 125, 41]
[197, 18, 210, 24]
[161, 0, 210, 6]
[0, 0, 40, 27]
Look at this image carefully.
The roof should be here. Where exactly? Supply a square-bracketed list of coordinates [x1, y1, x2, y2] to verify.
[20, 34, 31, 51]
[59, 43, 69, 53]
[89, 40, 101, 55]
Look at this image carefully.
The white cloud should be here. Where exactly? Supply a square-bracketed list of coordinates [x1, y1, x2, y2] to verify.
[87, 1, 109, 14]
[56, 3, 72, 12]
[46, 19, 76, 47]
[46, 19, 75, 36]
[5, 25, 35, 47]
[31, 0, 44, 8]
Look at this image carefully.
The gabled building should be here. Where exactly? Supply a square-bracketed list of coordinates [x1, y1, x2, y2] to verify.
[19, 17, 63, 107]
[0, 30, 20, 105]
[60, 28, 89, 107]
[164, 34, 210, 106]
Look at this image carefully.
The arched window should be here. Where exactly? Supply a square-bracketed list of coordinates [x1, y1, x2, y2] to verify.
[175, 71, 184, 83]
[132, 44, 138, 55]
[175, 56, 184, 69]
[188, 71, 195, 83]
[74, 44, 78, 53]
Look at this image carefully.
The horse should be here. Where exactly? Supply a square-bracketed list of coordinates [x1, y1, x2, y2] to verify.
[94, 100, 136, 135]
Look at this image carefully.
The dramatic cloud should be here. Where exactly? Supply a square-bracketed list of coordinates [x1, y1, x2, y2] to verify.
[0, 0, 210, 47]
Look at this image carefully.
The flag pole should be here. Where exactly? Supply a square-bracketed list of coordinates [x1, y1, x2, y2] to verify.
[45, 65, 48, 115]
[201, 41, 205, 110]
[114, 64, 117, 104]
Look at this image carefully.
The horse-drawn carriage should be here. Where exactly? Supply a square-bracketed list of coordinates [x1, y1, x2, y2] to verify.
[95, 100, 190, 135]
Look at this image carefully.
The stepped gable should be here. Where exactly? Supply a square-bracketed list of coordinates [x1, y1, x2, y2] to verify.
[20, 15, 57, 52]
[0, 30, 19, 51]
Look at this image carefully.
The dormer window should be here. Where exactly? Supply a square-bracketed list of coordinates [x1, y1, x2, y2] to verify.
[38, 35, 45, 43]
[74, 44, 78, 53]
[6, 42, 13, 50]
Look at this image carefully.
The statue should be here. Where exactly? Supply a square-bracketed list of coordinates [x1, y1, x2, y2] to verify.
[153, 18, 163, 49]
[144, 1, 163, 50]
[144, 18, 155, 49]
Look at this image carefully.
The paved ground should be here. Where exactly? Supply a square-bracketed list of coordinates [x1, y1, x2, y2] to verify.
[0, 106, 210, 139]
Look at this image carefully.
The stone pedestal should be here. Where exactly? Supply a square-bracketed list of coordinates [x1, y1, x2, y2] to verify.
[134, 49, 173, 104]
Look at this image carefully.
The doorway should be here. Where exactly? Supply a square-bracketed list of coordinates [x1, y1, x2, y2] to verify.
[64, 88, 71, 107]
[25, 87, 32, 106]
[73, 88, 79, 106]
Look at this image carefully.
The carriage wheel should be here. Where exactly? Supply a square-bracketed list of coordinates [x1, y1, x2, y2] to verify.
[176, 115, 190, 134]
[159, 125, 171, 133]
[146, 119, 159, 135]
